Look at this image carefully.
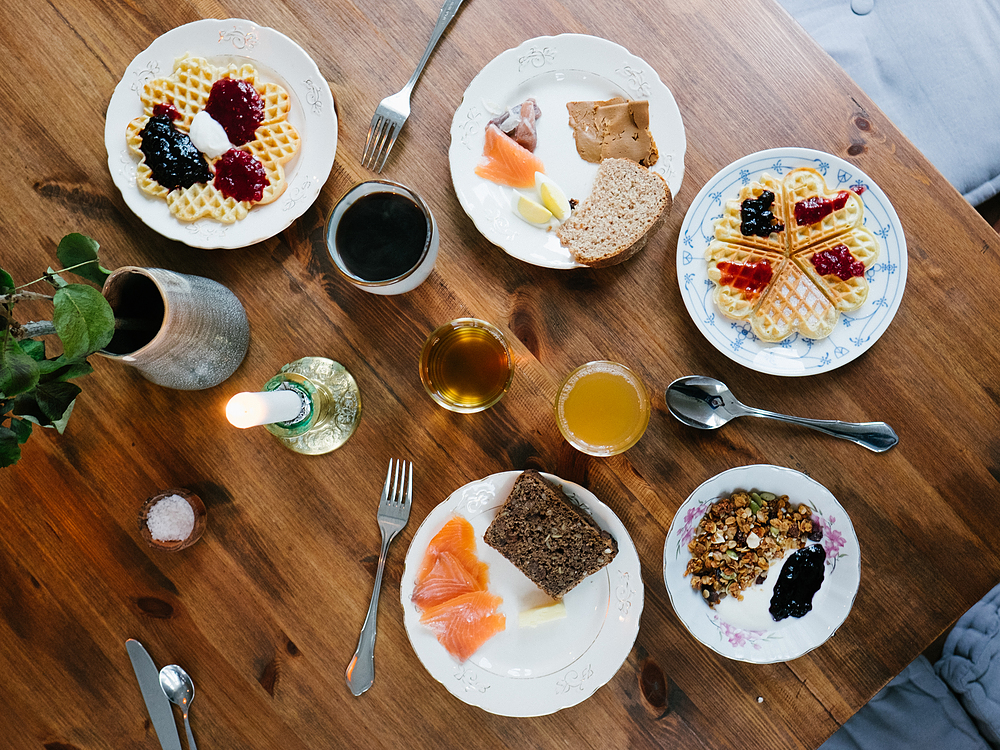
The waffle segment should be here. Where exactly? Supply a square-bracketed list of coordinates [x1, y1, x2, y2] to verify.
[712, 174, 786, 254]
[783, 168, 865, 251]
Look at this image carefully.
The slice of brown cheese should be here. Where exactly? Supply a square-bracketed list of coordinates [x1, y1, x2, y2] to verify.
[567, 97, 626, 163]
[566, 98, 658, 167]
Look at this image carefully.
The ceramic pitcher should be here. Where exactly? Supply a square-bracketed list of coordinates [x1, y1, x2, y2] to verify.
[99, 266, 249, 390]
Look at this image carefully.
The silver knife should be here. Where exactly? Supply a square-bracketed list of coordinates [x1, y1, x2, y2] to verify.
[126, 639, 183, 750]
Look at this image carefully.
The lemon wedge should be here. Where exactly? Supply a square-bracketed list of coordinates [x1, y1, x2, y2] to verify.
[535, 172, 571, 222]
[512, 190, 553, 224]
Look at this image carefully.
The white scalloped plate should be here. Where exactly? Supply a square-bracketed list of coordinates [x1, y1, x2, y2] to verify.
[449, 34, 686, 269]
[663, 464, 860, 663]
[676, 148, 907, 376]
[105, 18, 336, 249]
[401, 471, 643, 716]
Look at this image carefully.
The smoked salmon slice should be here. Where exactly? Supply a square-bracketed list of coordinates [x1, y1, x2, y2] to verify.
[419, 590, 506, 662]
[416, 516, 489, 590]
[411, 550, 483, 608]
[474, 123, 545, 188]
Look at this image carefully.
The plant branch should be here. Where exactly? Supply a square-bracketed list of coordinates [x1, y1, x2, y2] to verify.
[15, 260, 103, 291]
[17, 321, 57, 338]
[0, 290, 54, 303]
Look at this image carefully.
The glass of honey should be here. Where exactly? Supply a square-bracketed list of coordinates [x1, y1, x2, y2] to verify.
[325, 180, 439, 295]
[555, 361, 650, 456]
[419, 319, 514, 413]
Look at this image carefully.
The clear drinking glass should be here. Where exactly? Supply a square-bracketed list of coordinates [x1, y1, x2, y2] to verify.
[325, 180, 438, 295]
[419, 318, 514, 413]
[555, 361, 650, 456]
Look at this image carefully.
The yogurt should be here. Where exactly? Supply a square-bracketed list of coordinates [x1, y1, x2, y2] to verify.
[189, 110, 232, 158]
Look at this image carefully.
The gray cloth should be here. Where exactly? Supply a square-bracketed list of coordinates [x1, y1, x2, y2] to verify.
[819, 655, 991, 750]
[776, 0, 1000, 206]
[937, 582, 1000, 748]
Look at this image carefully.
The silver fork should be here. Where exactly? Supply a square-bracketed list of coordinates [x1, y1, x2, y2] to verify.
[361, 0, 466, 172]
[345, 458, 413, 696]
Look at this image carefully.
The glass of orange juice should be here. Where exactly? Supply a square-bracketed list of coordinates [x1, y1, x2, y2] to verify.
[555, 361, 651, 456]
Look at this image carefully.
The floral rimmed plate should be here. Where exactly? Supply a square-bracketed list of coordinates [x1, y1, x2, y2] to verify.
[105, 18, 337, 249]
[676, 148, 907, 376]
[663, 464, 860, 663]
[401, 471, 643, 716]
[449, 34, 686, 269]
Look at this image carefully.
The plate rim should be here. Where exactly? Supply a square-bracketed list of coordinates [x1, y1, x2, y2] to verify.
[449, 32, 686, 270]
[400, 469, 644, 716]
[675, 146, 908, 377]
[105, 17, 337, 249]
[662, 463, 861, 664]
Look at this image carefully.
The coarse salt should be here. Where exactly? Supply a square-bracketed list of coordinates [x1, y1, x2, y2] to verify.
[146, 494, 195, 541]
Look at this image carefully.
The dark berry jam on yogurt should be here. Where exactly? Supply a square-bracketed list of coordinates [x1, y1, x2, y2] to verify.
[139, 113, 211, 190]
[213, 149, 268, 202]
[769, 544, 826, 622]
[204, 78, 264, 145]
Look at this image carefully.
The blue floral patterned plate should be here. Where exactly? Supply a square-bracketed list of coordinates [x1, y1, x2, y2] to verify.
[663, 464, 860, 663]
[676, 148, 907, 376]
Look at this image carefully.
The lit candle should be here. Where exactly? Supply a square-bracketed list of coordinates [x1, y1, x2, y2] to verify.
[226, 389, 306, 429]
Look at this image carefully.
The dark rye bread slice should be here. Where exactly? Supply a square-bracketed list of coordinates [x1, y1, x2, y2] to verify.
[483, 470, 618, 599]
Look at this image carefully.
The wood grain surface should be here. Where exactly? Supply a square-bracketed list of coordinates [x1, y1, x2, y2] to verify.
[3, 1, 1000, 748]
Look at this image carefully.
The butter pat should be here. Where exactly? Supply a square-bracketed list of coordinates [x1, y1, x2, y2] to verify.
[518, 600, 568, 628]
[189, 110, 233, 158]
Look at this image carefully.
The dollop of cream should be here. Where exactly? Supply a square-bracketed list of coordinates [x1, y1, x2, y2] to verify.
[189, 110, 233, 158]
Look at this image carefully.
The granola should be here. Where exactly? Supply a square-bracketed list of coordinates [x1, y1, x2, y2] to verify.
[684, 490, 823, 607]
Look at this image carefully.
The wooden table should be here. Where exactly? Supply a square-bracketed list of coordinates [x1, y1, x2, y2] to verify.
[3, 1, 1000, 748]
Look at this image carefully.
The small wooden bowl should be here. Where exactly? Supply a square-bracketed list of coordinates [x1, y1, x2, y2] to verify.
[139, 488, 207, 551]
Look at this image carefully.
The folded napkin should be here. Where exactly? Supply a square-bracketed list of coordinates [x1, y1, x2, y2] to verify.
[819, 655, 990, 750]
[936, 582, 1000, 748]
[777, 0, 1000, 207]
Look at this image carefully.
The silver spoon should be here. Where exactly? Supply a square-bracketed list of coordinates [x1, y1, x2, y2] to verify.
[665, 375, 898, 452]
[159, 664, 198, 750]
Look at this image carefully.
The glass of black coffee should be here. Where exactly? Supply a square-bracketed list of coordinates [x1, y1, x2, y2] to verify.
[325, 181, 438, 295]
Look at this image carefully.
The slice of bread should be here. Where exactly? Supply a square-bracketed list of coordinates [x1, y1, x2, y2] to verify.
[557, 157, 672, 267]
[483, 470, 618, 599]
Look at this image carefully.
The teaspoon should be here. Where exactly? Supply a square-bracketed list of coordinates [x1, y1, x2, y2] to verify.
[665, 375, 898, 453]
[159, 664, 198, 750]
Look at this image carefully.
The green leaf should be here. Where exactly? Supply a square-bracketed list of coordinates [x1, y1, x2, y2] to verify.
[45, 268, 69, 289]
[50, 397, 76, 434]
[12, 393, 48, 425]
[9, 416, 32, 444]
[0, 334, 40, 397]
[0, 427, 21, 468]
[0, 269, 13, 293]
[37, 355, 93, 383]
[52, 284, 115, 359]
[34, 381, 81, 426]
[56, 234, 111, 286]
[20, 339, 45, 362]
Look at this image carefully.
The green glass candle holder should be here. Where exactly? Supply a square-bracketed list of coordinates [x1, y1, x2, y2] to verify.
[263, 357, 362, 455]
